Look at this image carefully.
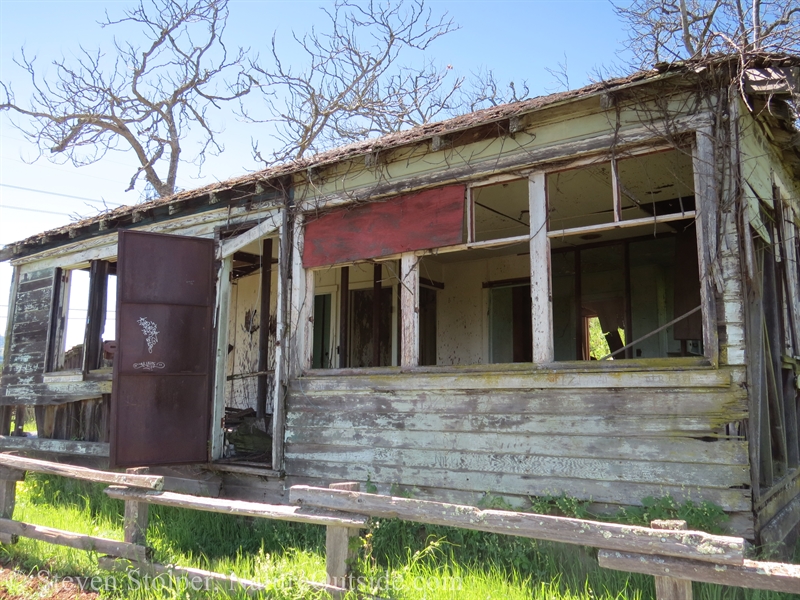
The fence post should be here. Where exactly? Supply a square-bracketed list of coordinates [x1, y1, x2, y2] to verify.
[0, 467, 24, 545]
[651, 520, 693, 600]
[123, 468, 150, 546]
[326, 482, 361, 595]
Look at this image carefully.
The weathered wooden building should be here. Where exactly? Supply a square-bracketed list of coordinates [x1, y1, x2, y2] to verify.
[2, 55, 799, 545]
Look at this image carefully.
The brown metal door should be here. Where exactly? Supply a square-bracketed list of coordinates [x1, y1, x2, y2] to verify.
[110, 230, 215, 468]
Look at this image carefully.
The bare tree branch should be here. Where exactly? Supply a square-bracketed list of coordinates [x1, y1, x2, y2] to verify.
[0, 0, 253, 198]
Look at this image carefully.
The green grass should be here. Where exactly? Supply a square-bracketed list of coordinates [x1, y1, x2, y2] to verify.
[1, 474, 798, 599]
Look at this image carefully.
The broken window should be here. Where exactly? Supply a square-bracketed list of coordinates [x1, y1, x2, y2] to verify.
[48, 261, 116, 372]
[311, 262, 399, 369]
[418, 241, 530, 366]
[547, 149, 702, 361]
[471, 178, 529, 242]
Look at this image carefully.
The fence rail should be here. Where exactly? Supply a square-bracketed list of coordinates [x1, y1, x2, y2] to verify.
[0, 453, 798, 599]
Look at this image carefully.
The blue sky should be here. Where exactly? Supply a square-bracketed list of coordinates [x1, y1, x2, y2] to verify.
[0, 0, 633, 332]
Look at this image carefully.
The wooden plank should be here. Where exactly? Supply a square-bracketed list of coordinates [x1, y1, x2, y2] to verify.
[293, 368, 733, 392]
[210, 256, 232, 461]
[0, 437, 109, 457]
[0, 518, 148, 562]
[692, 129, 719, 365]
[285, 459, 751, 512]
[339, 266, 349, 368]
[256, 238, 273, 420]
[123, 468, 149, 546]
[598, 550, 800, 595]
[285, 430, 748, 466]
[759, 495, 800, 548]
[285, 410, 743, 438]
[290, 486, 747, 564]
[302, 186, 466, 268]
[547, 211, 696, 239]
[272, 210, 289, 471]
[0, 454, 163, 490]
[529, 171, 553, 363]
[651, 520, 693, 600]
[284, 445, 749, 488]
[326, 482, 361, 594]
[82, 260, 109, 373]
[218, 213, 281, 259]
[400, 253, 419, 367]
[2, 266, 20, 373]
[2, 381, 110, 406]
[286, 387, 747, 417]
[105, 486, 368, 528]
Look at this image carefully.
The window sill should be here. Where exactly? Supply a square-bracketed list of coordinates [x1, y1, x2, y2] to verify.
[302, 356, 712, 378]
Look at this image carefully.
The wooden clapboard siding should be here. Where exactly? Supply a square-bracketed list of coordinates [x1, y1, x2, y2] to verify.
[1, 268, 54, 398]
[285, 367, 751, 516]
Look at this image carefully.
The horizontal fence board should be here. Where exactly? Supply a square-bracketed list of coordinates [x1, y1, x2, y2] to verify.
[104, 487, 368, 528]
[0, 518, 148, 562]
[286, 411, 740, 437]
[287, 388, 747, 417]
[284, 459, 752, 512]
[293, 369, 733, 392]
[0, 437, 109, 457]
[283, 445, 750, 488]
[0, 454, 163, 490]
[290, 486, 747, 565]
[598, 550, 800, 594]
[285, 429, 748, 465]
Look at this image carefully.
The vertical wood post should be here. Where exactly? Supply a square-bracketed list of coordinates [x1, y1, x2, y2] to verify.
[339, 267, 350, 368]
[210, 255, 232, 461]
[651, 520, 692, 600]
[256, 238, 274, 421]
[12, 406, 25, 436]
[124, 468, 149, 547]
[400, 253, 419, 367]
[529, 171, 554, 363]
[0, 467, 23, 545]
[372, 264, 382, 367]
[326, 482, 361, 595]
[692, 129, 720, 366]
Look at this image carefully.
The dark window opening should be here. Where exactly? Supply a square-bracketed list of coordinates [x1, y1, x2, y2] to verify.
[419, 286, 438, 366]
[552, 231, 703, 361]
[311, 262, 399, 369]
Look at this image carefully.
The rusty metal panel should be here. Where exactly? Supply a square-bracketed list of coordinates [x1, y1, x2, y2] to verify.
[110, 230, 215, 468]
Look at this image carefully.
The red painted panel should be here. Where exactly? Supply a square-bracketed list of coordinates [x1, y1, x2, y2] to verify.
[303, 185, 466, 268]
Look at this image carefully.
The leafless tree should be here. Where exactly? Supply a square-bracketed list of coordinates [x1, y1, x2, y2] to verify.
[246, 0, 528, 165]
[612, 0, 800, 67]
[1, 0, 253, 198]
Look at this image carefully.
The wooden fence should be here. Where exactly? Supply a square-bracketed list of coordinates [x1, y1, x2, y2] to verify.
[0, 453, 798, 599]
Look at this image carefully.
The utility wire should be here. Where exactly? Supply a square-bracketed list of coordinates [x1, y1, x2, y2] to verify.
[0, 183, 124, 207]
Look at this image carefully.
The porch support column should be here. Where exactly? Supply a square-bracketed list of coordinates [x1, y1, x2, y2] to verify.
[400, 253, 419, 367]
[693, 127, 720, 366]
[529, 171, 553, 363]
[210, 255, 232, 461]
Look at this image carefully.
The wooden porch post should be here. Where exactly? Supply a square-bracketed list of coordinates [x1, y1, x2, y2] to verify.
[529, 171, 554, 363]
[400, 253, 419, 367]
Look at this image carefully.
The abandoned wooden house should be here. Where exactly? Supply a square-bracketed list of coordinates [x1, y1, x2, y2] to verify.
[2, 54, 800, 546]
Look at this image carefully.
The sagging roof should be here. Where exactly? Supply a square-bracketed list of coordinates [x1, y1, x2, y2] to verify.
[2, 53, 798, 262]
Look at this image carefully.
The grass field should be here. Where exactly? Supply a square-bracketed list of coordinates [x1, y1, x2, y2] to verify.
[0, 473, 797, 599]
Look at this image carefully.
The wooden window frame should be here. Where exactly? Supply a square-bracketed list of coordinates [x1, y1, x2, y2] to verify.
[44, 259, 114, 378]
[298, 134, 718, 371]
